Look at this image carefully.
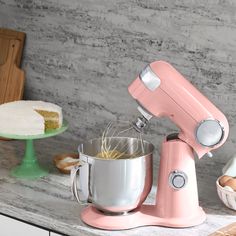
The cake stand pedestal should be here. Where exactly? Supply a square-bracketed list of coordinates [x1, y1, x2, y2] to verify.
[0, 120, 68, 180]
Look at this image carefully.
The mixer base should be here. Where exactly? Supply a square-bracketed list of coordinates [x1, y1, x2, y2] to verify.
[81, 205, 206, 230]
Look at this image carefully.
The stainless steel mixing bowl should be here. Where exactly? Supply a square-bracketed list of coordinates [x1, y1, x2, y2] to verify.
[71, 137, 154, 214]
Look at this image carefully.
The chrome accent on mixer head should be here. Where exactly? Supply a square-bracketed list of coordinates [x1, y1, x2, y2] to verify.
[132, 116, 148, 133]
[137, 105, 153, 121]
[139, 65, 161, 91]
[132, 106, 152, 133]
[196, 119, 224, 147]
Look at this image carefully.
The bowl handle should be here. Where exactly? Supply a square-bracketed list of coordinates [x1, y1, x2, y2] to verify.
[71, 161, 88, 205]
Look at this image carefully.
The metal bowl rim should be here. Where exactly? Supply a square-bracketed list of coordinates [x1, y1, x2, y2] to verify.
[78, 137, 155, 161]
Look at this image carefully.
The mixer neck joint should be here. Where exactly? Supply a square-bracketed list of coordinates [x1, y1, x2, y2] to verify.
[133, 116, 148, 132]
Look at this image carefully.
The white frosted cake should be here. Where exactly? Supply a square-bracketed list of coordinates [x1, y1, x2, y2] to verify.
[0, 100, 63, 135]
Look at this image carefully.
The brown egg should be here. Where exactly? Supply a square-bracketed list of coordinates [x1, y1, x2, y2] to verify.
[224, 178, 236, 191]
[219, 175, 233, 187]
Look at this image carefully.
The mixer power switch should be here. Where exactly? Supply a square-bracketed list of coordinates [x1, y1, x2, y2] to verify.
[169, 170, 188, 190]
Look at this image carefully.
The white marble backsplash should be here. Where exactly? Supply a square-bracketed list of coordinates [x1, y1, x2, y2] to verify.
[0, 0, 235, 162]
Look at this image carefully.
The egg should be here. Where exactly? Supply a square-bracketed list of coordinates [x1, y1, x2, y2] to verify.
[219, 175, 233, 187]
[224, 178, 236, 191]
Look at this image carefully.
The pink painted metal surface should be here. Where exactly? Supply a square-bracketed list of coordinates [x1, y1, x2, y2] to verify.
[81, 205, 205, 230]
[128, 61, 229, 158]
[155, 139, 202, 219]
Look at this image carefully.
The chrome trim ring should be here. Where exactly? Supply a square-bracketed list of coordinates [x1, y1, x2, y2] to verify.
[139, 65, 161, 91]
[195, 119, 225, 147]
[169, 170, 188, 190]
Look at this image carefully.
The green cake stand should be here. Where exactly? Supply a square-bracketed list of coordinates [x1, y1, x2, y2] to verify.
[0, 120, 68, 180]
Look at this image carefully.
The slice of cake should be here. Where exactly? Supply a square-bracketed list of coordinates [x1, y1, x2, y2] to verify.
[0, 100, 63, 135]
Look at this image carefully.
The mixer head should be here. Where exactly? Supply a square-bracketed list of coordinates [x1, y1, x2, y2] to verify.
[128, 61, 229, 158]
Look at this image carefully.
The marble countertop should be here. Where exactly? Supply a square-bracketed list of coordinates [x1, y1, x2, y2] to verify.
[0, 137, 235, 236]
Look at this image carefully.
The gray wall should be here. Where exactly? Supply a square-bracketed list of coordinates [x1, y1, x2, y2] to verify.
[0, 0, 236, 160]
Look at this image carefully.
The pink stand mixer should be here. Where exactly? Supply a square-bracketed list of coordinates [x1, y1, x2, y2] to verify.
[79, 61, 229, 230]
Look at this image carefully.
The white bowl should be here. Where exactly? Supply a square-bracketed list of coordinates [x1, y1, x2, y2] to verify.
[216, 177, 236, 210]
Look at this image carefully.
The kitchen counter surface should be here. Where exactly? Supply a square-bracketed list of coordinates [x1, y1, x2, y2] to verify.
[0, 138, 235, 236]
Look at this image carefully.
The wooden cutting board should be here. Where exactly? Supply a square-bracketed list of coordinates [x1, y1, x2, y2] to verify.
[209, 223, 236, 235]
[0, 28, 25, 66]
[0, 39, 25, 104]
